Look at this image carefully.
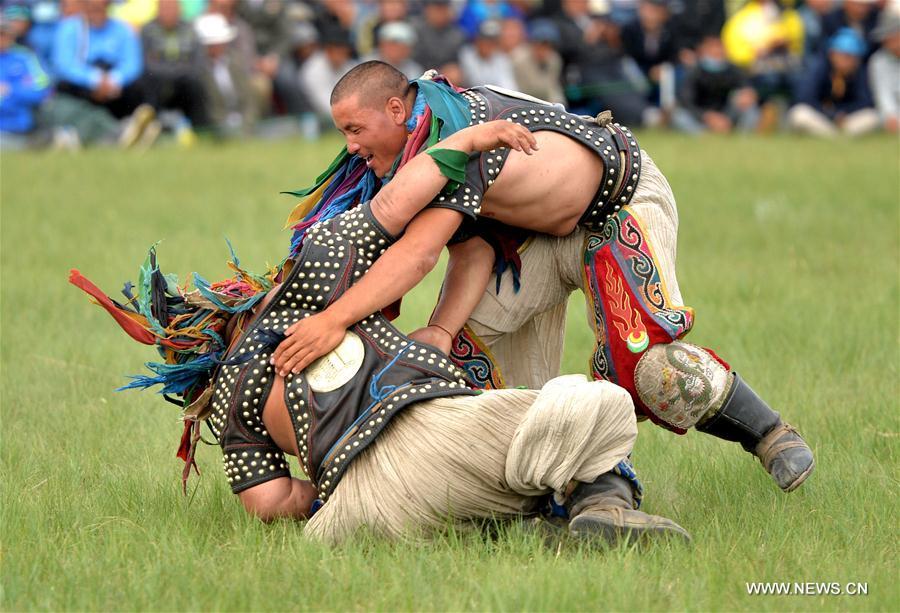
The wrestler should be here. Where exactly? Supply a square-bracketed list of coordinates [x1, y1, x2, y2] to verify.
[72, 119, 689, 545]
[271, 62, 814, 494]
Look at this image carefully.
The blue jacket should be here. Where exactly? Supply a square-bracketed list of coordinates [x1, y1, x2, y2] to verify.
[0, 44, 51, 133]
[793, 53, 873, 118]
[51, 15, 142, 89]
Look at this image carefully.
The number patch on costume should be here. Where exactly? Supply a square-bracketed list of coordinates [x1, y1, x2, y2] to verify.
[305, 331, 365, 392]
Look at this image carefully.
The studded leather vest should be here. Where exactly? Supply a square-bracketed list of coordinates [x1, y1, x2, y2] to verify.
[426, 86, 643, 230]
[207, 202, 475, 500]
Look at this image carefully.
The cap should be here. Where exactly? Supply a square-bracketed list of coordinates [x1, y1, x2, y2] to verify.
[195, 14, 237, 45]
[290, 21, 318, 46]
[320, 25, 352, 48]
[477, 19, 502, 39]
[379, 21, 416, 46]
[828, 27, 866, 56]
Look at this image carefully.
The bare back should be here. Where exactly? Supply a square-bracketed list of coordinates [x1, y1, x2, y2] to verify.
[480, 131, 604, 236]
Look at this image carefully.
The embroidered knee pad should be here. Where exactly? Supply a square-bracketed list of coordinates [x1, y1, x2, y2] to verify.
[634, 342, 731, 430]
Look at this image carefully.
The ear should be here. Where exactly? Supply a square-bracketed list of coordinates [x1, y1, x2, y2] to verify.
[385, 96, 408, 126]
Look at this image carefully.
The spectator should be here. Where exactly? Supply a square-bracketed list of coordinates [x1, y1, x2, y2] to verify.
[822, 0, 879, 57]
[459, 18, 517, 89]
[509, 17, 565, 103]
[356, 0, 409, 57]
[281, 19, 318, 138]
[722, 0, 804, 128]
[672, 34, 760, 133]
[206, 0, 266, 115]
[798, 0, 835, 60]
[411, 0, 465, 81]
[787, 27, 879, 137]
[869, 8, 900, 133]
[299, 26, 358, 120]
[552, 0, 652, 126]
[314, 0, 357, 41]
[670, 0, 726, 57]
[620, 0, 680, 109]
[51, 0, 148, 121]
[237, 0, 308, 120]
[140, 0, 209, 134]
[2, 3, 31, 44]
[366, 20, 421, 79]
[195, 12, 258, 137]
[0, 14, 51, 149]
[457, 0, 521, 39]
[21, 1, 66, 72]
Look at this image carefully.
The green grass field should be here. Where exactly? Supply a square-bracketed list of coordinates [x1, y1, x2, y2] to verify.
[2, 133, 898, 612]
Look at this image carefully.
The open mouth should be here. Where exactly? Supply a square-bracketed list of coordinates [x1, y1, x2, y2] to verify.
[363, 154, 374, 168]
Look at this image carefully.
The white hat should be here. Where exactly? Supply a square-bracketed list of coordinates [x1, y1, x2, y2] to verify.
[195, 13, 237, 46]
[380, 21, 416, 46]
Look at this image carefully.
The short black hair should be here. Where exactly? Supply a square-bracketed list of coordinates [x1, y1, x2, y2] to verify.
[330, 60, 410, 108]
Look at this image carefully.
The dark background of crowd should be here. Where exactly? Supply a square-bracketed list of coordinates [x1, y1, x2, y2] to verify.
[1, 0, 897, 150]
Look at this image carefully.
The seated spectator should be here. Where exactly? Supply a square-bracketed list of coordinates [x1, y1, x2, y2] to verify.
[459, 19, 517, 89]
[411, 0, 464, 82]
[722, 0, 803, 110]
[356, 0, 410, 57]
[282, 20, 318, 136]
[2, 4, 31, 45]
[798, 0, 835, 60]
[0, 15, 51, 149]
[670, 0, 726, 57]
[552, 0, 653, 126]
[299, 26, 358, 120]
[195, 12, 258, 137]
[237, 0, 309, 121]
[869, 9, 900, 133]
[509, 18, 565, 104]
[51, 0, 147, 121]
[20, 1, 66, 72]
[206, 0, 267, 117]
[140, 0, 209, 135]
[365, 20, 421, 79]
[620, 0, 680, 109]
[672, 34, 760, 133]
[787, 27, 879, 137]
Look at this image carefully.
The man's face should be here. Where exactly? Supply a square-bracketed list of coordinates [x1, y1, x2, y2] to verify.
[84, 0, 109, 28]
[331, 94, 409, 178]
[884, 31, 900, 58]
[157, 0, 181, 28]
[638, 2, 668, 31]
[843, 0, 872, 22]
[424, 4, 452, 28]
[0, 28, 14, 51]
[323, 43, 351, 69]
[829, 49, 859, 76]
[379, 40, 412, 65]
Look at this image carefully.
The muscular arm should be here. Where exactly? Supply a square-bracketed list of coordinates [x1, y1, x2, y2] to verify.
[409, 236, 494, 354]
[271, 121, 537, 375]
[237, 477, 319, 522]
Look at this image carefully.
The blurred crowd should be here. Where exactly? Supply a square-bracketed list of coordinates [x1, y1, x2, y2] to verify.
[1, 0, 898, 150]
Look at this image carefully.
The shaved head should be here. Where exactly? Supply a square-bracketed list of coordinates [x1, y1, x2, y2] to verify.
[330, 61, 411, 109]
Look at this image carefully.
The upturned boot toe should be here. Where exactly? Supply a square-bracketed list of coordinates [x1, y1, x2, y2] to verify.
[755, 423, 815, 492]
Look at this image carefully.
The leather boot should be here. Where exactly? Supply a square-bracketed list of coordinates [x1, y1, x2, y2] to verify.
[696, 374, 814, 492]
[566, 472, 691, 545]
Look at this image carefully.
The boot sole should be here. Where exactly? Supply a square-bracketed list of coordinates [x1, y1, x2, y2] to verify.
[569, 515, 692, 546]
